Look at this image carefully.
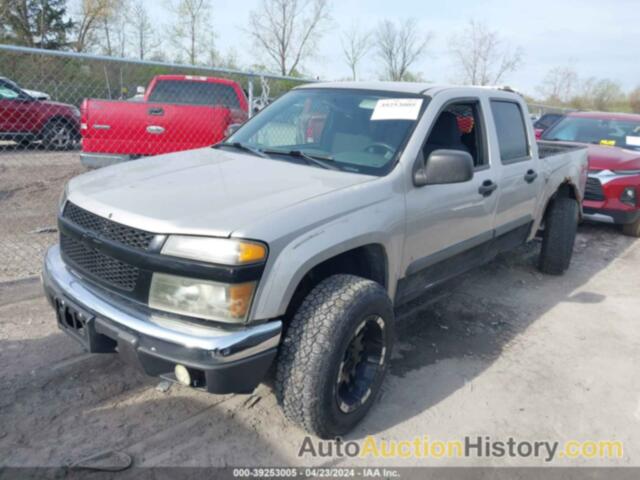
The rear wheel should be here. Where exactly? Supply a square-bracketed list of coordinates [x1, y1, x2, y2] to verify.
[538, 196, 579, 275]
[622, 219, 640, 237]
[275, 274, 394, 439]
[42, 121, 76, 150]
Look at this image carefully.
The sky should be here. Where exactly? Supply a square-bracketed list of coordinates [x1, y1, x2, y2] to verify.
[142, 0, 640, 96]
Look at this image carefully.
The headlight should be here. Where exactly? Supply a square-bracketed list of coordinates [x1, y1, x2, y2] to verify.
[620, 187, 637, 206]
[161, 236, 267, 265]
[149, 273, 256, 323]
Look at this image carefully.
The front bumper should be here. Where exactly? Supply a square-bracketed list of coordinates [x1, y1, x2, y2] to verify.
[80, 152, 131, 169]
[583, 172, 639, 225]
[42, 245, 281, 393]
[583, 205, 640, 225]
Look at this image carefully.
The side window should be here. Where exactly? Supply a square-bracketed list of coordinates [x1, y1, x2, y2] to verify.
[423, 101, 487, 168]
[490, 100, 530, 163]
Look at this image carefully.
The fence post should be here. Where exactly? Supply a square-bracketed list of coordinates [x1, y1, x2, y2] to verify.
[248, 78, 254, 118]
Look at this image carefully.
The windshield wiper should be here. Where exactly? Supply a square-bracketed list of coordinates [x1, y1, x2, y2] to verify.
[213, 142, 269, 158]
[261, 149, 339, 170]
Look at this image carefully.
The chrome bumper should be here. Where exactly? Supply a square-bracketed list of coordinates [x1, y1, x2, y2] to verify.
[42, 245, 282, 363]
[80, 152, 130, 169]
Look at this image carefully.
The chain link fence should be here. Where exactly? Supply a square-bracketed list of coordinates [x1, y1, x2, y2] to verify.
[0, 44, 574, 283]
[0, 45, 310, 282]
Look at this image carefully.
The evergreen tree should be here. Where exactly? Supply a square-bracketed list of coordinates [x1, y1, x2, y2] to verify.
[0, 0, 75, 49]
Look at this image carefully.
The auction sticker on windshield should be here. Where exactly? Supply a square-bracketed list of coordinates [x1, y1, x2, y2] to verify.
[626, 136, 640, 147]
[371, 98, 423, 121]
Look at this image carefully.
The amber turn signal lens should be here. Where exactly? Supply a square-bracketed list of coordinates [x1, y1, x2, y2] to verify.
[229, 283, 256, 319]
[238, 242, 267, 264]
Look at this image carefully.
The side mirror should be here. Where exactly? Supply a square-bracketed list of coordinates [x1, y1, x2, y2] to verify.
[413, 149, 474, 186]
[224, 123, 242, 138]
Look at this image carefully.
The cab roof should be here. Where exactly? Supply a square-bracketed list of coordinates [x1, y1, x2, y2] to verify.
[295, 81, 521, 97]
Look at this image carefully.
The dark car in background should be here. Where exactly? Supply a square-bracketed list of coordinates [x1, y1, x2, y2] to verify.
[542, 111, 640, 236]
[0, 77, 80, 150]
[534, 112, 564, 138]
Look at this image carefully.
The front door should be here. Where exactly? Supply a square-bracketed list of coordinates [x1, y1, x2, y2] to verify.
[400, 97, 499, 303]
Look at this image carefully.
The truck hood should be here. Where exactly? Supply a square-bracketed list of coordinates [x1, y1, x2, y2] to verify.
[68, 147, 374, 238]
[587, 145, 640, 171]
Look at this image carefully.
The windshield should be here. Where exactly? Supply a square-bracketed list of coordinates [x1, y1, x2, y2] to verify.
[542, 115, 640, 151]
[227, 88, 426, 175]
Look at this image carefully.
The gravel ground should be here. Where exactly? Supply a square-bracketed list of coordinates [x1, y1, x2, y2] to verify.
[0, 147, 85, 282]
[1, 213, 638, 473]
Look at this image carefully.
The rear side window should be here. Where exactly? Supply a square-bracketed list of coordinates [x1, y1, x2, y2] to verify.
[490, 100, 529, 163]
[148, 80, 240, 108]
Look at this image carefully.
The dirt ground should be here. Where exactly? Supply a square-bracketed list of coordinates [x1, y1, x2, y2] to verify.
[0, 147, 85, 282]
[0, 151, 639, 475]
[1, 217, 639, 473]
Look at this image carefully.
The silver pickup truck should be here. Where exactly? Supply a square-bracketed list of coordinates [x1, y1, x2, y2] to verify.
[43, 83, 587, 438]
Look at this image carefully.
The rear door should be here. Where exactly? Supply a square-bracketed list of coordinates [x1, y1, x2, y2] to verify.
[82, 100, 155, 155]
[489, 99, 541, 237]
[145, 79, 244, 154]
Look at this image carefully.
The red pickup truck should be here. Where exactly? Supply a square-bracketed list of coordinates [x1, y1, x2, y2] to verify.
[541, 111, 640, 236]
[80, 75, 248, 168]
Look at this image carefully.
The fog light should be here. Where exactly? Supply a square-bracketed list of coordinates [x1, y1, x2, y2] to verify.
[174, 364, 191, 386]
[620, 187, 637, 206]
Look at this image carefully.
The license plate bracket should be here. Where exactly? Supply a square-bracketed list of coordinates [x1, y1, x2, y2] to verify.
[54, 297, 115, 353]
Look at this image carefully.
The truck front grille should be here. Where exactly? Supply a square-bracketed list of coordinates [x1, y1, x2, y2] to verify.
[585, 177, 605, 201]
[62, 202, 155, 250]
[59, 202, 157, 295]
[61, 233, 140, 291]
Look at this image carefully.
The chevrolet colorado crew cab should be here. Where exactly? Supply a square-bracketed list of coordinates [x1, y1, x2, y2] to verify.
[80, 75, 248, 168]
[43, 83, 588, 438]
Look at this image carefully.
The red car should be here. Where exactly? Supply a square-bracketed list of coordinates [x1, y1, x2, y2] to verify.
[541, 111, 640, 236]
[80, 75, 248, 168]
[0, 76, 80, 150]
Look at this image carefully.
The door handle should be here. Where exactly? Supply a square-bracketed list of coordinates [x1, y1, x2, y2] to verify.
[148, 107, 164, 116]
[146, 125, 165, 134]
[524, 169, 538, 183]
[478, 180, 498, 197]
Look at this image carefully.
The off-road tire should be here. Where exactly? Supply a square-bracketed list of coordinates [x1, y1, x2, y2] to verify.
[538, 196, 579, 274]
[622, 219, 640, 238]
[42, 120, 76, 150]
[275, 274, 394, 439]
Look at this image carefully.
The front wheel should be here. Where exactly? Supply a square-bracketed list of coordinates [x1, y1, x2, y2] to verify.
[538, 196, 579, 275]
[275, 274, 394, 439]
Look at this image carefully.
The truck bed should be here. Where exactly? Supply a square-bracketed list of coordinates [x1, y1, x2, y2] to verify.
[537, 141, 586, 159]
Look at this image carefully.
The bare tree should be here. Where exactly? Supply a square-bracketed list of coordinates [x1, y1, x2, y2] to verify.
[74, 0, 119, 52]
[537, 66, 579, 104]
[341, 24, 370, 80]
[128, 0, 157, 59]
[101, 0, 128, 57]
[629, 87, 640, 114]
[375, 19, 431, 81]
[449, 20, 523, 86]
[590, 79, 624, 111]
[248, 0, 331, 76]
[168, 0, 212, 65]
